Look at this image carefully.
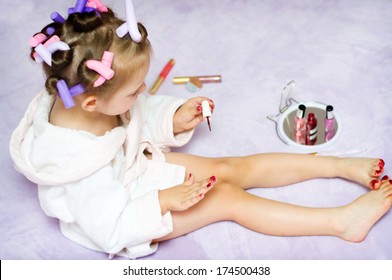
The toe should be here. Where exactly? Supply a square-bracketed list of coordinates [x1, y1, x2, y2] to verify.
[372, 159, 384, 177]
[369, 179, 381, 190]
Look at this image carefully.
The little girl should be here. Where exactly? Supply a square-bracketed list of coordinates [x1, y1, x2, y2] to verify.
[10, 0, 392, 259]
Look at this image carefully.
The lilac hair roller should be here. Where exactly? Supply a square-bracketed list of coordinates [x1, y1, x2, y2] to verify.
[116, 0, 142, 42]
[57, 80, 85, 109]
[70, 83, 85, 97]
[34, 41, 70, 66]
[33, 35, 60, 61]
[51, 11, 65, 23]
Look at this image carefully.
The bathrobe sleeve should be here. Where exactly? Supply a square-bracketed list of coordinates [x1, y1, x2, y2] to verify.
[38, 163, 173, 259]
[140, 95, 194, 151]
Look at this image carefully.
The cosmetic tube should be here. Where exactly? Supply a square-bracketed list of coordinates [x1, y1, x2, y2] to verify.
[201, 100, 212, 131]
[173, 75, 222, 84]
[149, 59, 175, 94]
[306, 113, 318, 145]
[325, 105, 336, 141]
[294, 104, 307, 145]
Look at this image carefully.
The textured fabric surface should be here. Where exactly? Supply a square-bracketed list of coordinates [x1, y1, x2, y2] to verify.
[1, 0, 391, 259]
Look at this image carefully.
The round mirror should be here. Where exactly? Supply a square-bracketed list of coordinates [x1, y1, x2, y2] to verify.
[276, 101, 342, 152]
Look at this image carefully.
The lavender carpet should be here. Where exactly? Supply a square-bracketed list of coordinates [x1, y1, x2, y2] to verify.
[1, 0, 391, 259]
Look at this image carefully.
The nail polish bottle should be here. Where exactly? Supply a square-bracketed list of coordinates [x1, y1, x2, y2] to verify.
[294, 104, 307, 145]
[325, 105, 335, 141]
[306, 112, 318, 145]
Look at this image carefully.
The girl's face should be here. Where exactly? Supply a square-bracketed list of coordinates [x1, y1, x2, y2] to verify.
[97, 60, 150, 116]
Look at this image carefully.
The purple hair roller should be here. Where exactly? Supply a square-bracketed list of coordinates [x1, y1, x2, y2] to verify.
[50, 11, 65, 23]
[57, 80, 85, 109]
[68, 6, 96, 14]
[68, 0, 98, 14]
[57, 80, 75, 109]
[75, 0, 88, 13]
[69, 83, 85, 97]
[46, 27, 56, 35]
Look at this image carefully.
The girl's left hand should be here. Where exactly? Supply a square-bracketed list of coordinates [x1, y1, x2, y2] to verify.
[173, 97, 214, 134]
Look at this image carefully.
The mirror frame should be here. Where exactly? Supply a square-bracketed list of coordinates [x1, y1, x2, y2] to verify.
[276, 101, 342, 152]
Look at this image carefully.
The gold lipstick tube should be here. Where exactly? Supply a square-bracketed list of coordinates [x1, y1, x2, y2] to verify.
[173, 75, 222, 84]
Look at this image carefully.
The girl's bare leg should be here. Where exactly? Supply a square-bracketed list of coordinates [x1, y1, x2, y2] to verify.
[155, 181, 392, 243]
[164, 152, 384, 189]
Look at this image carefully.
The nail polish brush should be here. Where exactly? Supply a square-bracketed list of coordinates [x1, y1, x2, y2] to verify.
[201, 100, 212, 131]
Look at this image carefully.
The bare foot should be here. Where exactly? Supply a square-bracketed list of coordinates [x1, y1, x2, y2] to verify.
[337, 157, 385, 189]
[338, 181, 392, 242]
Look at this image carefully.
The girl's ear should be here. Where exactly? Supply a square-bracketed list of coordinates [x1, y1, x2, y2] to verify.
[81, 95, 99, 112]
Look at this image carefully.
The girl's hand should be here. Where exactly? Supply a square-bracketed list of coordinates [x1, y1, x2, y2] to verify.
[158, 173, 217, 215]
[173, 97, 214, 135]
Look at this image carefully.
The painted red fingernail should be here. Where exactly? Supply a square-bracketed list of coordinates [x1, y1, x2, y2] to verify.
[210, 176, 216, 183]
[188, 173, 192, 179]
[197, 106, 202, 112]
[389, 180, 392, 184]
[207, 183, 212, 188]
[382, 175, 389, 180]
[370, 179, 379, 189]
[379, 159, 385, 167]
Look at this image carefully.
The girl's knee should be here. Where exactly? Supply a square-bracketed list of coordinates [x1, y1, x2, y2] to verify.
[212, 157, 244, 184]
[211, 183, 246, 217]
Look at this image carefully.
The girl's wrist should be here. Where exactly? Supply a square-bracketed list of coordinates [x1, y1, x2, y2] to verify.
[173, 107, 183, 135]
[173, 122, 183, 135]
[158, 190, 169, 215]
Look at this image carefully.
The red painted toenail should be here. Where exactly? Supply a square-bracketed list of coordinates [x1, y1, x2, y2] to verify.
[210, 176, 216, 183]
[207, 183, 212, 188]
[370, 179, 379, 189]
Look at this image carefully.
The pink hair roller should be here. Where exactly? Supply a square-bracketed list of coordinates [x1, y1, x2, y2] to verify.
[85, 51, 115, 87]
[116, 0, 142, 42]
[29, 33, 47, 47]
[86, 0, 108, 12]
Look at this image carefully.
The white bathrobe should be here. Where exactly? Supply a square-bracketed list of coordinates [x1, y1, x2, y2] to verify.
[9, 91, 194, 259]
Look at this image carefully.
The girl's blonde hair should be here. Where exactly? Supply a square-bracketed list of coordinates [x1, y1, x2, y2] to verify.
[31, 8, 151, 100]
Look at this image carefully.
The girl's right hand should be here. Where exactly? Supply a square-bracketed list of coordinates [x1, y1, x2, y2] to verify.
[158, 174, 217, 215]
